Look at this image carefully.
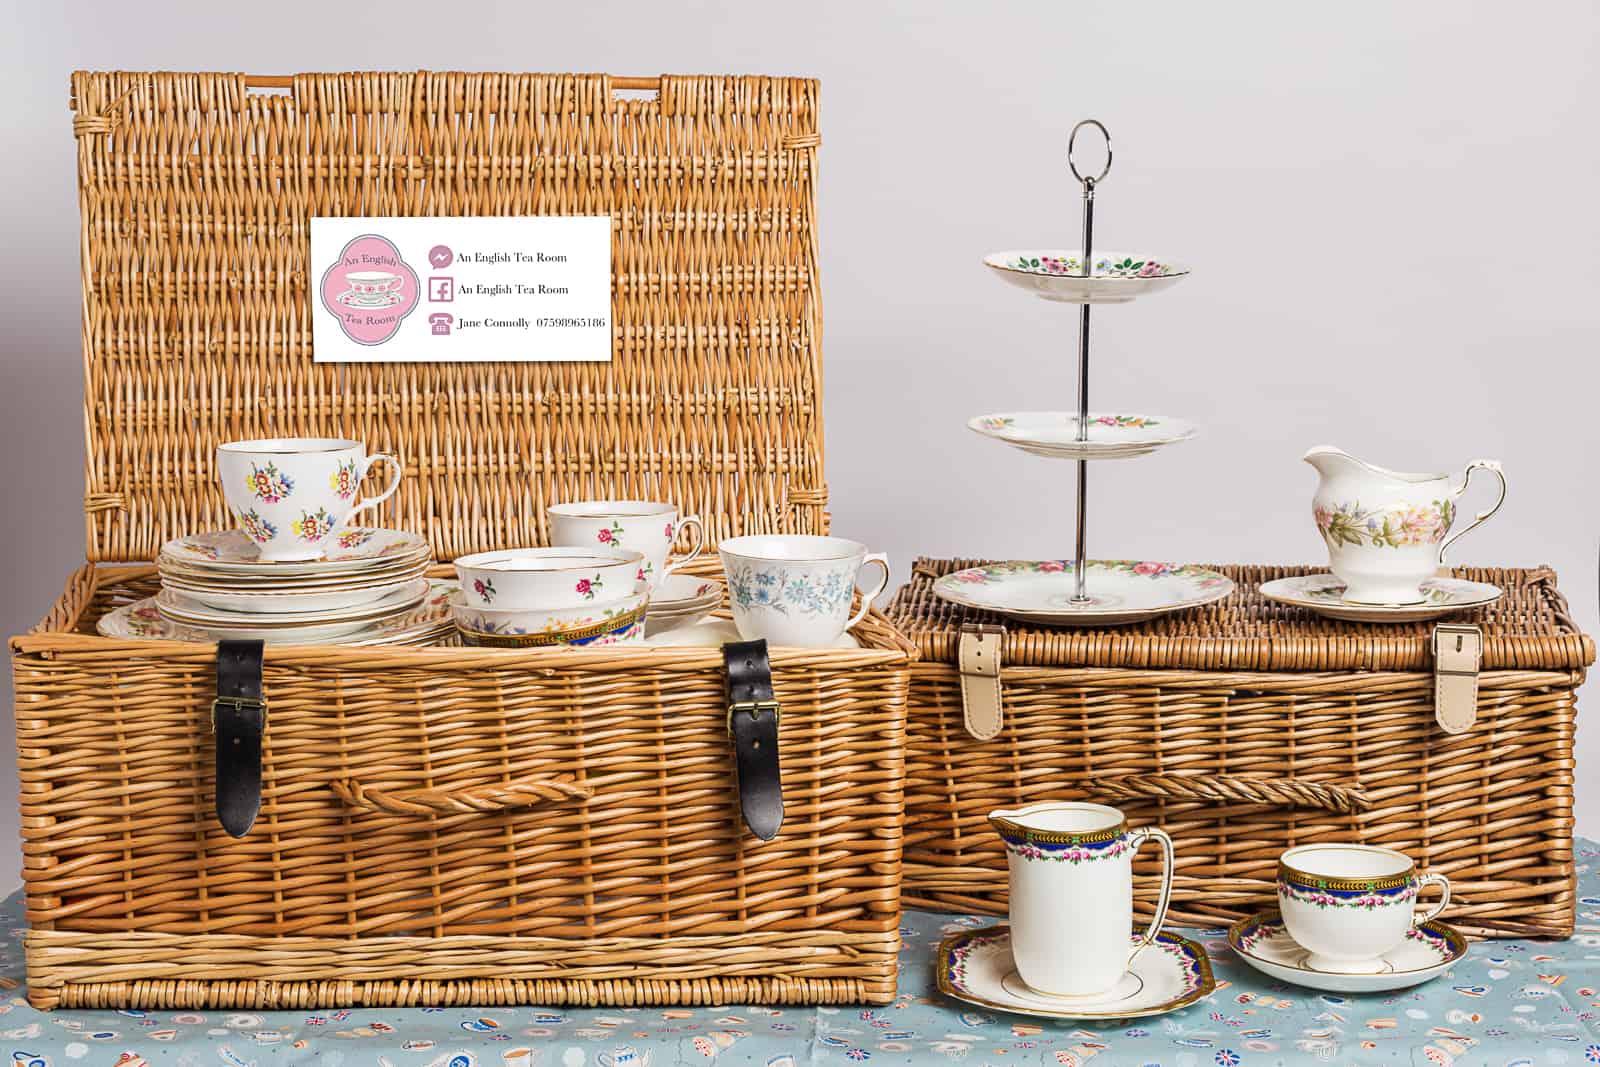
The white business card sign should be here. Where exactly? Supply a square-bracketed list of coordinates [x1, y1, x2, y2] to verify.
[310, 216, 611, 363]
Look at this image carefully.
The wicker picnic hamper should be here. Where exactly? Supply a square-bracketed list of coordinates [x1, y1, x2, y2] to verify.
[7, 70, 914, 1010]
[888, 560, 1592, 940]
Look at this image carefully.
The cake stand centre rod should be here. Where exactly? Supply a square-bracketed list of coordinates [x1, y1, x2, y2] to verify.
[1068, 119, 1110, 605]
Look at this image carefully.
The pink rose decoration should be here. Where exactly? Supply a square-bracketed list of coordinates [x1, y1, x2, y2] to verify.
[576, 579, 592, 594]
[665, 522, 675, 540]
[1133, 561, 1169, 576]
[597, 528, 612, 543]
[1039, 561, 1066, 572]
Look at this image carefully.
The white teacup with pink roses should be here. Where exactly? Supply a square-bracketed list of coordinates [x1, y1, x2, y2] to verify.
[549, 501, 704, 589]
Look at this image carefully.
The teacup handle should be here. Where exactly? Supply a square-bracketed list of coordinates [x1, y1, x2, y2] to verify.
[1127, 827, 1175, 961]
[1413, 872, 1451, 926]
[1438, 460, 1506, 565]
[660, 515, 706, 580]
[345, 452, 404, 525]
[844, 553, 891, 631]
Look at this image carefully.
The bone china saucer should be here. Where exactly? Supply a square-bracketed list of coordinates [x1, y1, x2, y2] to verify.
[1258, 574, 1502, 623]
[968, 412, 1197, 460]
[933, 560, 1234, 626]
[937, 925, 1213, 1020]
[983, 250, 1189, 304]
[1228, 910, 1467, 993]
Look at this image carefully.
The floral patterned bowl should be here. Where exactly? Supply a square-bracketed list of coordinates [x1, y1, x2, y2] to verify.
[449, 586, 649, 646]
[453, 546, 646, 611]
[983, 250, 1189, 304]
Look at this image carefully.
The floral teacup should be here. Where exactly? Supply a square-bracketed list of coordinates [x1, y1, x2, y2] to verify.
[718, 535, 889, 647]
[1278, 844, 1451, 974]
[548, 501, 704, 588]
[217, 438, 403, 562]
[453, 547, 646, 610]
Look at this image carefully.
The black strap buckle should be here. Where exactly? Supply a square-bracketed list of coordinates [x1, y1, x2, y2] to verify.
[214, 639, 266, 839]
[723, 639, 783, 841]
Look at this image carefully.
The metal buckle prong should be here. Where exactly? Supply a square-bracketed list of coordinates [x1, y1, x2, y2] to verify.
[727, 698, 780, 732]
[211, 695, 267, 730]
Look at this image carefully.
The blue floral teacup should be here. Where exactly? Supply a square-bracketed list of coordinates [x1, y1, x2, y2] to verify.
[718, 535, 889, 647]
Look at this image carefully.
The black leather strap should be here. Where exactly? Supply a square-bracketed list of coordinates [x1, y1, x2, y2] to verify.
[214, 639, 266, 839]
[724, 639, 783, 841]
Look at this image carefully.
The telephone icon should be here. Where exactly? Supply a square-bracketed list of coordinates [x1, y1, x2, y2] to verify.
[429, 313, 453, 336]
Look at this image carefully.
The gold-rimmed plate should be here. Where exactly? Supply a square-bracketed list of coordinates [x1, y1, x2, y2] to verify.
[1228, 909, 1466, 993]
[936, 924, 1213, 1020]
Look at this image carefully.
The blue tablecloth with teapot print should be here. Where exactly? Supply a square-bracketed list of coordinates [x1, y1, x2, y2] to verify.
[4, 841, 1600, 1067]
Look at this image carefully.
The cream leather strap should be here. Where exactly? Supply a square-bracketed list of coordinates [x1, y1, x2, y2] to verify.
[958, 623, 1005, 740]
[1432, 624, 1483, 734]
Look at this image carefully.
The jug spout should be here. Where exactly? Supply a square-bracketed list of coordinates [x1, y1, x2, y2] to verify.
[1302, 445, 1361, 477]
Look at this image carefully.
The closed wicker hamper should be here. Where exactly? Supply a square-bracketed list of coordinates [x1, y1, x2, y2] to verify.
[8, 70, 913, 1010]
[888, 560, 1591, 940]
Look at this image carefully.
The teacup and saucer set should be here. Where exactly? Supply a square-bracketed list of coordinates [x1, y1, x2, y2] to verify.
[1227, 843, 1468, 993]
[336, 269, 406, 308]
[936, 801, 1215, 1020]
[1260, 446, 1507, 622]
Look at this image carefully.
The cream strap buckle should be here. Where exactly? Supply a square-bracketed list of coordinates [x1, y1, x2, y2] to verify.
[958, 622, 1005, 740]
[1432, 624, 1483, 734]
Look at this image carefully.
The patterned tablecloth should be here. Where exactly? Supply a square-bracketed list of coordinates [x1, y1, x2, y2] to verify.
[3, 842, 1599, 1067]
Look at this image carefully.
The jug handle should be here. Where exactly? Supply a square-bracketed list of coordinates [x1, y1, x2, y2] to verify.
[1438, 460, 1507, 565]
[1127, 826, 1174, 965]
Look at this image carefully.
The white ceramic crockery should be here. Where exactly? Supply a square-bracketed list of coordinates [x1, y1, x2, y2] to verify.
[1277, 844, 1451, 975]
[1305, 446, 1507, 604]
[932, 560, 1234, 626]
[718, 534, 890, 647]
[449, 586, 650, 639]
[453, 547, 646, 610]
[988, 801, 1175, 998]
[217, 439, 404, 562]
[968, 412, 1197, 461]
[1258, 573, 1503, 623]
[548, 501, 705, 587]
[1228, 910, 1467, 993]
[936, 925, 1214, 1020]
[983, 250, 1189, 304]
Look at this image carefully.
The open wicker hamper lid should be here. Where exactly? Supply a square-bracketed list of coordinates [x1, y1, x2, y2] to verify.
[71, 71, 828, 563]
[890, 560, 1595, 672]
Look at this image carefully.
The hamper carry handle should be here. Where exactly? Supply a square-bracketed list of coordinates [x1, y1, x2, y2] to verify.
[331, 775, 592, 816]
[1098, 773, 1371, 814]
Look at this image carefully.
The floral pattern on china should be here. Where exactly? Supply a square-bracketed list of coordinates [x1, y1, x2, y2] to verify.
[1279, 879, 1419, 910]
[291, 507, 337, 543]
[1315, 499, 1456, 548]
[329, 457, 361, 500]
[728, 566, 853, 617]
[245, 462, 295, 503]
[951, 559, 1228, 585]
[1006, 254, 1179, 278]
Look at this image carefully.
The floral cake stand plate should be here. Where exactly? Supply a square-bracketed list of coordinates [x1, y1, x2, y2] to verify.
[937, 925, 1214, 1020]
[983, 250, 1189, 304]
[1228, 910, 1467, 993]
[1258, 574, 1502, 623]
[969, 412, 1197, 460]
[933, 560, 1234, 626]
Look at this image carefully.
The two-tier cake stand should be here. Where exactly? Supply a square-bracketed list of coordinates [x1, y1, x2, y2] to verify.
[934, 120, 1235, 626]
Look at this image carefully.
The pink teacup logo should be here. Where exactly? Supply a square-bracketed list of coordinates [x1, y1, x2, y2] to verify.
[319, 234, 420, 346]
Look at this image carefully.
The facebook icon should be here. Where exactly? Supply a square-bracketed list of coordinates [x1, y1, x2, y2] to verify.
[427, 276, 455, 303]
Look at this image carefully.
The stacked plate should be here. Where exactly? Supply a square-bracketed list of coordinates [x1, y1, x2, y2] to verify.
[642, 574, 723, 634]
[97, 528, 455, 646]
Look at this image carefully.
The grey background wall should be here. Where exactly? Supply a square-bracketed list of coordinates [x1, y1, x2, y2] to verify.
[5, 0, 1599, 892]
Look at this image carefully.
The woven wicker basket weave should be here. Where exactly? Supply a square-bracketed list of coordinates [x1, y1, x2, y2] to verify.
[7, 70, 914, 1010]
[888, 560, 1592, 939]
